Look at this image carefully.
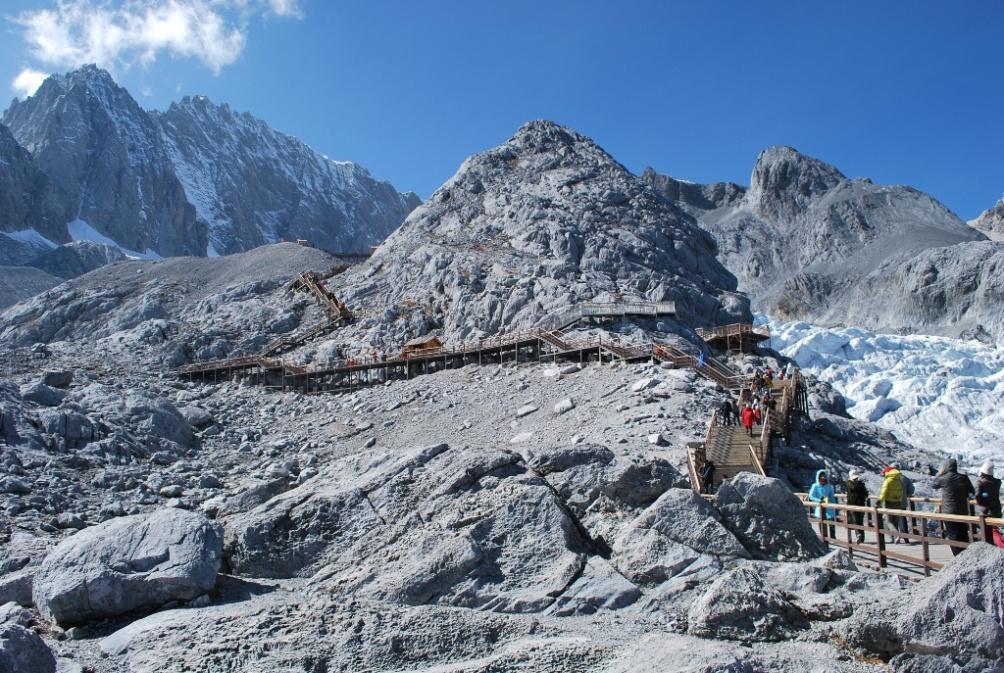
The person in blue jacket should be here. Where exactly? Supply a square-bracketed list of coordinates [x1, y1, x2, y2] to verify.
[808, 469, 837, 537]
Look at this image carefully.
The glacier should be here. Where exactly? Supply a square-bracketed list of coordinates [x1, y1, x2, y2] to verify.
[766, 317, 1004, 466]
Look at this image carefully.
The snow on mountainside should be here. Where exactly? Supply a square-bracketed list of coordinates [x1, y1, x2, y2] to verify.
[769, 317, 1004, 465]
[644, 148, 998, 340]
[0, 65, 417, 269]
[154, 96, 420, 256]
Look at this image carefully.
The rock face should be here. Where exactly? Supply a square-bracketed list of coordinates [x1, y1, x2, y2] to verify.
[28, 241, 127, 279]
[32, 509, 223, 626]
[155, 95, 420, 256]
[823, 240, 1004, 341]
[687, 566, 807, 641]
[0, 123, 73, 266]
[3, 65, 203, 258]
[329, 120, 750, 349]
[970, 195, 1004, 240]
[714, 472, 827, 560]
[1, 65, 417, 272]
[644, 147, 997, 340]
[0, 622, 56, 673]
[612, 488, 748, 584]
[845, 543, 1004, 673]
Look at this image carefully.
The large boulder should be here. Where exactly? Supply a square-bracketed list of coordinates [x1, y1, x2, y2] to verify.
[895, 543, 1004, 660]
[714, 473, 826, 560]
[687, 566, 808, 641]
[0, 622, 56, 673]
[18, 382, 65, 407]
[612, 488, 748, 584]
[32, 509, 222, 626]
[843, 543, 1004, 673]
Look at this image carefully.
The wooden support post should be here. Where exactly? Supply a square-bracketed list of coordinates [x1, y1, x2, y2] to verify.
[874, 507, 887, 569]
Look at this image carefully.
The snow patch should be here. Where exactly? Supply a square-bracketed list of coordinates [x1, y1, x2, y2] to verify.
[766, 316, 1004, 466]
[68, 219, 161, 260]
[1, 228, 58, 249]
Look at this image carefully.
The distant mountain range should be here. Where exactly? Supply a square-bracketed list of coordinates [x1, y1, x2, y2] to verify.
[0, 65, 419, 271]
[644, 148, 1003, 340]
[1, 68, 1000, 342]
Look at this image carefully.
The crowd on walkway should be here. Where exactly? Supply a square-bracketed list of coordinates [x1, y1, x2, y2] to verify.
[716, 365, 790, 437]
[806, 459, 1004, 554]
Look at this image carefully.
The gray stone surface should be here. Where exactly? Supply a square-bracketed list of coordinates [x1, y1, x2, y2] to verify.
[19, 381, 64, 407]
[714, 472, 827, 560]
[612, 488, 748, 584]
[687, 566, 807, 641]
[0, 622, 56, 673]
[32, 509, 222, 626]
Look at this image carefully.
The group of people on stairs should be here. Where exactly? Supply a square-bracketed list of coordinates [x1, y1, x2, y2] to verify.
[807, 460, 1003, 555]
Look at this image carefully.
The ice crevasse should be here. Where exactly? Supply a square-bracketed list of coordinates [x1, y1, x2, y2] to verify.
[765, 317, 1004, 466]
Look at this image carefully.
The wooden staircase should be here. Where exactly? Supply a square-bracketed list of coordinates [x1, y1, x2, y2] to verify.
[691, 376, 803, 492]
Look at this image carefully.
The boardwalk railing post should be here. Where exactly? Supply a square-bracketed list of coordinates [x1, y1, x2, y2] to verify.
[874, 507, 887, 569]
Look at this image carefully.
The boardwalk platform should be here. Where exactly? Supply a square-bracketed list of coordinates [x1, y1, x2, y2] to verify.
[696, 323, 771, 353]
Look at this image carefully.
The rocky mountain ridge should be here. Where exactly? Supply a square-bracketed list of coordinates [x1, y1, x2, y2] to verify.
[644, 148, 1003, 341]
[970, 195, 1004, 240]
[0, 65, 417, 268]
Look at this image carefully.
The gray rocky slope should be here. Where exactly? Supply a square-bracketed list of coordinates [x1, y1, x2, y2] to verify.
[1, 65, 418, 265]
[1, 125, 1001, 673]
[323, 120, 750, 351]
[644, 149, 1004, 340]
[0, 329, 996, 672]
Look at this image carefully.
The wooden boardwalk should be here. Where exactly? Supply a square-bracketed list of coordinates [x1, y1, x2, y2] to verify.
[177, 302, 678, 392]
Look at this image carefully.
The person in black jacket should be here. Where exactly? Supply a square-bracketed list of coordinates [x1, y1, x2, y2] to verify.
[845, 469, 869, 543]
[975, 460, 1001, 543]
[700, 460, 716, 495]
[932, 458, 975, 556]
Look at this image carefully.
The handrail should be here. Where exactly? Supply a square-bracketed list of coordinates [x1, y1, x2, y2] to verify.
[797, 495, 1004, 575]
[748, 443, 766, 476]
[687, 447, 704, 494]
[695, 323, 771, 340]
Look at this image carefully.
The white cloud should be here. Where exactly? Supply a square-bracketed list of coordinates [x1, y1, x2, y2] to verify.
[11, 68, 50, 98]
[11, 0, 302, 76]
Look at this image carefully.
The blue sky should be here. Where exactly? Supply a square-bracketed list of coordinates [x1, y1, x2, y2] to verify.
[2, 1, 1002, 219]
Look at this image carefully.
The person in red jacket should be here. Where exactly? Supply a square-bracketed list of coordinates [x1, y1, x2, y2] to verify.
[741, 403, 756, 437]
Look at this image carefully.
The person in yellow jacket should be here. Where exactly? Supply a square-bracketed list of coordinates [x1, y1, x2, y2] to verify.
[878, 466, 905, 542]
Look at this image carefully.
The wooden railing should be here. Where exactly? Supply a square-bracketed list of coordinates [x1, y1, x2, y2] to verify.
[538, 301, 676, 332]
[748, 443, 766, 477]
[695, 323, 770, 341]
[798, 495, 1004, 576]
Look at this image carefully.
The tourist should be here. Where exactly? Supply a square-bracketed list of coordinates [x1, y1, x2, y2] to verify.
[741, 403, 755, 437]
[894, 462, 915, 541]
[719, 399, 733, 426]
[932, 458, 975, 556]
[753, 404, 763, 426]
[700, 460, 716, 495]
[975, 460, 1002, 545]
[845, 469, 869, 543]
[878, 465, 905, 542]
[808, 470, 837, 537]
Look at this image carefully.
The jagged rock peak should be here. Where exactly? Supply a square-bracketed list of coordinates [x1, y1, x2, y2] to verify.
[747, 146, 846, 217]
[970, 195, 1004, 240]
